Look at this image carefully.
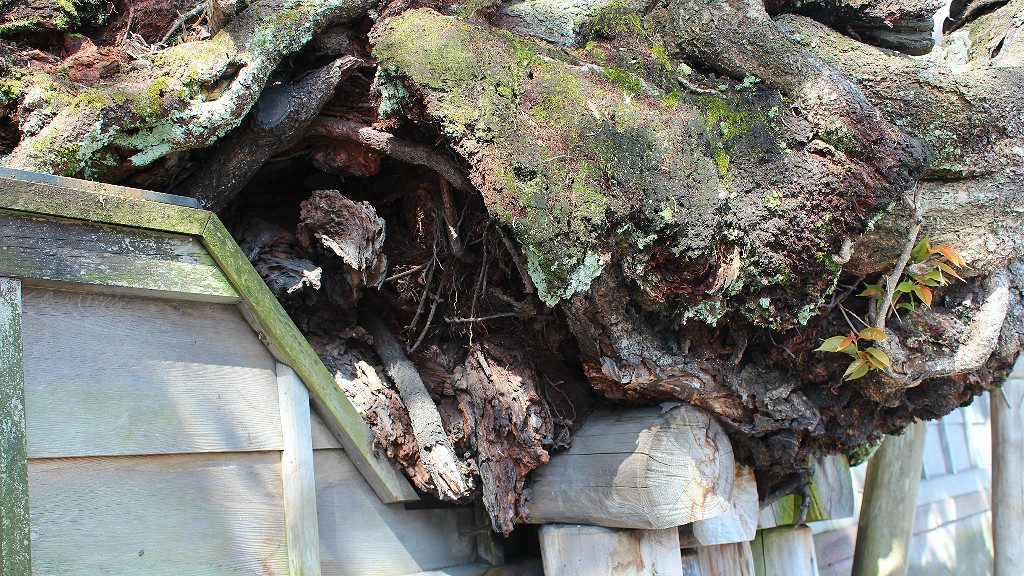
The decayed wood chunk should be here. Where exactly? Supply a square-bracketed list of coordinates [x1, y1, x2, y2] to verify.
[453, 341, 554, 533]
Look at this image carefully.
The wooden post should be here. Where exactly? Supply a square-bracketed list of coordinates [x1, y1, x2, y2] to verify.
[0, 278, 31, 575]
[525, 405, 734, 529]
[696, 541, 756, 576]
[850, 420, 927, 576]
[752, 526, 818, 576]
[993, 367, 1024, 576]
[539, 524, 684, 576]
[277, 363, 322, 576]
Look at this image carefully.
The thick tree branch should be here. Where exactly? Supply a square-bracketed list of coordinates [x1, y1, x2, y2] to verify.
[178, 56, 362, 210]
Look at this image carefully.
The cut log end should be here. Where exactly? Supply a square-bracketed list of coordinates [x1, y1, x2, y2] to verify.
[523, 405, 734, 529]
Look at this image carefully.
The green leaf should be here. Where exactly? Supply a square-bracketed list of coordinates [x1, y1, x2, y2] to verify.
[858, 284, 884, 298]
[865, 346, 891, 369]
[896, 301, 916, 312]
[858, 327, 887, 341]
[844, 358, 871, 380]
[816, 336, 848, 352]
[895, 280, 915, 294]
[923, 268, 947, 286]
[910, 236, 931, 263]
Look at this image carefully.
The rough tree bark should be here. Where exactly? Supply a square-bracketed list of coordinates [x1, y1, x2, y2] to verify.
[2, 0, 1023, 535]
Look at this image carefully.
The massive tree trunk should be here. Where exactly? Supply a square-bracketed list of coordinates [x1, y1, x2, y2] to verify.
[2, 0, 1022, 534]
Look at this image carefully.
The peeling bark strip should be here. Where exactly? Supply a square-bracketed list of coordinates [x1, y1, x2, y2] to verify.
[361, 310, 474, 501]
[524, 405, 734, 529]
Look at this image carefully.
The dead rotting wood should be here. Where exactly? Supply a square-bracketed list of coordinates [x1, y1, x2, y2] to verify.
[453, 341, 553, 533]
[361, 307, 474, 501]
[308, 117, 474, 192]
[178, 56, 363, 210]
[298, 189, 387, 302]
[311, 334, 434, 490]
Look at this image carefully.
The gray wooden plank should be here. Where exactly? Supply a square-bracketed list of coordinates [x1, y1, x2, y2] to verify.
[278, 363, 322, 576]
[0, 277, 31, 576]
[526, 406, 734, 529]
[21, 288, 283, 457]
[922, 423, 947, 479]
[403, 560, 544, 576]
[692, 464, 758, 546]
[27, 452, 289, 575]
[696, 542, 755, 576]
[538, 524, 684, 576]
[752, 527, 818, 576]
[0, 212, 239, 303]
[314, 449, 477, 575]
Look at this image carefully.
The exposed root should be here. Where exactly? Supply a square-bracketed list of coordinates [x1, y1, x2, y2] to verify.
[307, 117, 474, 191]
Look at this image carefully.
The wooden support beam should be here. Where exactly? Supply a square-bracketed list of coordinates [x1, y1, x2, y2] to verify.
[539, 524, 684, 576]
[993, 369, 1024, 576]
[0, 277, 31, 576]
[758, 454, 853, 529]
[752, 526, 818, 576]
[525, 405, 734, 529]
[277, 363, 322, 576]
[696, 542, 756, 576]
[850, 421, 927, 576]
[693, 464, 758, 545]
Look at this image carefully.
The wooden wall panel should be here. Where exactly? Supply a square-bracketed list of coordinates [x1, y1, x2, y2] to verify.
[314, 449, 476, 575]
[0, 213, 239, 303]
[538, 524, 684, 576]
[311, 406, 344, 450]
[20, 288, 283, 457]
[28, 452, 288, 575]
